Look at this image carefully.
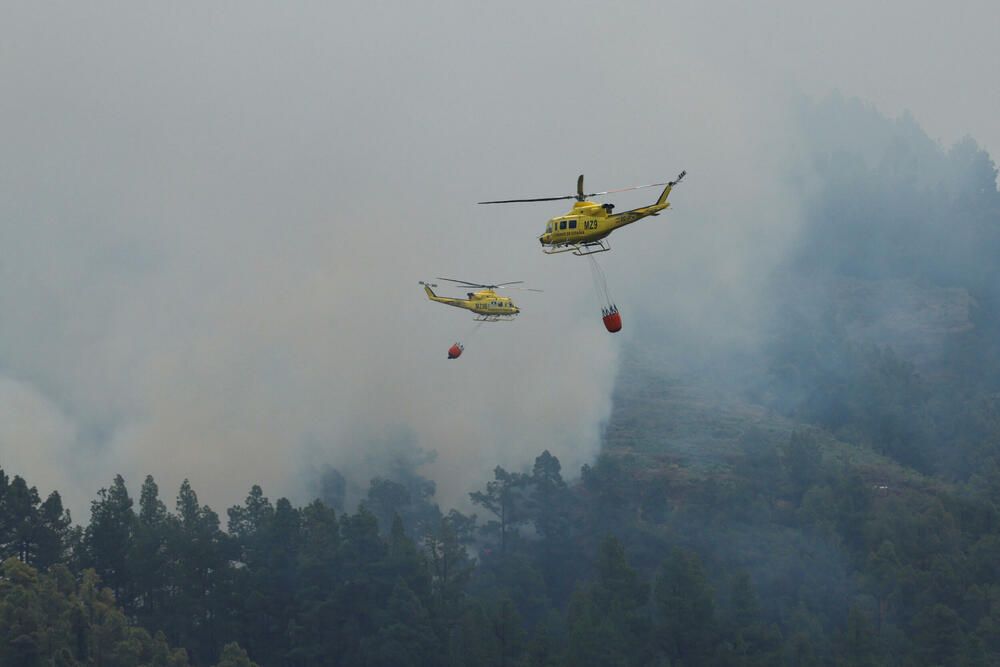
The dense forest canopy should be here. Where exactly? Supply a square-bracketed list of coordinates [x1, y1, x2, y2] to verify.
[3, 95, 1000, 664]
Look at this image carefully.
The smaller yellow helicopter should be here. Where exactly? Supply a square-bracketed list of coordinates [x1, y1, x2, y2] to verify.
[419, 278, 540, 321]
[479, 170, 686, 256]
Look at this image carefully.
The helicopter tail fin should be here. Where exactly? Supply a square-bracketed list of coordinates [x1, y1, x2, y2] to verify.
[424, 284, 437, 299]
[655, 169, 687, 206]
[655, 184, 671, 206]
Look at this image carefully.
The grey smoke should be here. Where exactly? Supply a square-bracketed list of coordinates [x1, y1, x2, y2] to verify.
[1, 2, 996, 519]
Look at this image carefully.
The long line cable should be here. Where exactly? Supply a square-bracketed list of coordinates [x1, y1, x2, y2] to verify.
[464, 321, 483, 342]
[588, 254, 613, 307]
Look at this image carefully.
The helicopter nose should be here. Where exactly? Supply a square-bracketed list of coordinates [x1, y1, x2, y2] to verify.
[539, 236, 544, 245]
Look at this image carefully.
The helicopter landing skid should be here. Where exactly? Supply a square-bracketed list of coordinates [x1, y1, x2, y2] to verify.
[572, 240, 611, 256]
[542, 239, 612, 256]
[474, 314, 517, 322]
[542, 245, 578, 255]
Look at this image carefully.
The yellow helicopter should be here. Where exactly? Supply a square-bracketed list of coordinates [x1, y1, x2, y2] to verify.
[479, 170, 686, 256]
[419, 278, 540, 321]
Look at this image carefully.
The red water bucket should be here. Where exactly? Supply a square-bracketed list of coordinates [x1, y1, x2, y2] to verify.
[447, 344, 463, 359]
[603, 312, 622, 332]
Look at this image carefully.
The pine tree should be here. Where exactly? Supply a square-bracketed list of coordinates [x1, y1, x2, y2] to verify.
[565, 536, 650, 666]
[83, 475, 137, 604]
[426, 513, 475, 615]
[470, 467, 528, 555]
[213, 641, 259, 667]
[0, 473, 71, 569]
[654, 547, 717, 664]
[130, 475, 172, 630]
[524, 451, 575, 602]
[365, 578, 436, 666]
[167, 480, 231, 664]
[288, 499, 341, 664]
[838, 606, 878, 666]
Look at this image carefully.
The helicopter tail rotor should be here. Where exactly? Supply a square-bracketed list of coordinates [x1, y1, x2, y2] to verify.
[419, 280, 440, 299]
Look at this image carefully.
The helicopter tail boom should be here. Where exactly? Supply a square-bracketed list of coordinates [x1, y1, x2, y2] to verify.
[422, 283, 465, 310]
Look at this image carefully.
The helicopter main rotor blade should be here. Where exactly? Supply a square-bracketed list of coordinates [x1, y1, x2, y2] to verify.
[478, 195, 578, 204]
[436, 278, 540, 291]
[585, 182, 669, 197]
[479, 177, 677, 204]
[437, 277, 490, 288]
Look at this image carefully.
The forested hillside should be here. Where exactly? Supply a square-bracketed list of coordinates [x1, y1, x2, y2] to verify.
[3, 96, 1000, 665]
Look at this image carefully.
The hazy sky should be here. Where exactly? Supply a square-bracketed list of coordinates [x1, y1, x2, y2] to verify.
[2, 1, 997, 519]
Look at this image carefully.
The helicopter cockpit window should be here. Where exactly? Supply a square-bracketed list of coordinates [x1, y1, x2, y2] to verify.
[560, 220, 567, 230]
[568, 219, 577, 229]
[546, 223, 552, 233]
